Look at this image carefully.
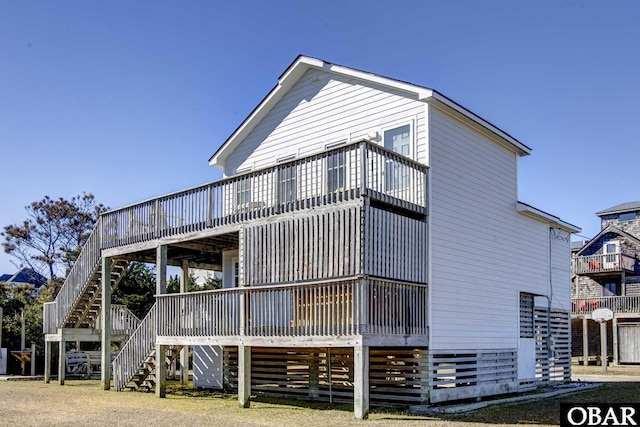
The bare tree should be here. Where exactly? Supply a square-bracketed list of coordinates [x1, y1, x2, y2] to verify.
[2, 193, 107, 280]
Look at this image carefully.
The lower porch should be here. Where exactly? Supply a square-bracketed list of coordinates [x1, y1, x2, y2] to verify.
[571, 296, 640, 365]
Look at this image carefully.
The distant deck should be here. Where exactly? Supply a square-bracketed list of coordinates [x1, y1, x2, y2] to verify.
[571, 295, 640, 316]
[572, 253, 636, 276]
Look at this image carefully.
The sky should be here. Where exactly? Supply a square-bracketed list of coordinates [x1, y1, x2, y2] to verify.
[0, 1, 639, 275]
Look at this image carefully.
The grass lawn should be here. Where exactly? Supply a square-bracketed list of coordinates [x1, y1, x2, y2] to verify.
[0, 375, 639, 426]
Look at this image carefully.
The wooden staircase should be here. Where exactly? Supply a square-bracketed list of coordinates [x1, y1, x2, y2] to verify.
[124, 345, 184, 391]
[64, 259, 129, 328]
[44, 218, 132, 334]
[114, 303, 182, 392]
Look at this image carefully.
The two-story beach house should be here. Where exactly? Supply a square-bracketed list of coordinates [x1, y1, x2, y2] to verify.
[572, 201, 640, 366]
[42, 56, 579, 418]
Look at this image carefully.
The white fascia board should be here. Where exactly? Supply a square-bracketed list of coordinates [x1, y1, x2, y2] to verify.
[209, 57, 318, 167]
[517, 202, 581, 233]
[326, 63, 433, 99]
[278, 56, 324, 84]
[426, 92, 532, 157]
[208, 78, 297, 167]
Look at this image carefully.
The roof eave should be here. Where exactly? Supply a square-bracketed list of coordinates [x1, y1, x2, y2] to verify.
[576, 225, 640, 256]
[516, 201, 581, 233]
[210, 55, 532, 168]
[426, 92, 532, 157]
[208, 57, 317, 167]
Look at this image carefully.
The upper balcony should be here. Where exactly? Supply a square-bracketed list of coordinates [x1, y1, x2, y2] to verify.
[101, 139, 428, 249]
[572, 253, 636, 276]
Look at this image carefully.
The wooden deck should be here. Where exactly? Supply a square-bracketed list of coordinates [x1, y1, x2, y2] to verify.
[46, 139, 430, 417]
[571, 295, 640, 316]
[155, 277, 428, 346]
[101, 139, 428, 249]
[572, 253, 636, 275]
[44, 139, 429, 337]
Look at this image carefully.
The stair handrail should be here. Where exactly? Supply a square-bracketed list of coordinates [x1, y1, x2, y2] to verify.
[113, 303, 157, 391]
[51, 218, 103, 329]
[95, 304, 142, 336]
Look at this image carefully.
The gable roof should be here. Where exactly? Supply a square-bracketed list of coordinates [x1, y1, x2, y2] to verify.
[209, 55, 532, 167]
[571, 240, 587, 252]
[596, 201, 640, 217]
[576, 225, 640, 256]
[1, 268, 47, 288]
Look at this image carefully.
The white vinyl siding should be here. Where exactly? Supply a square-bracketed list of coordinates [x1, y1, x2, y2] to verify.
[224, 69, 426, 175]
[428, 105, 551, 351]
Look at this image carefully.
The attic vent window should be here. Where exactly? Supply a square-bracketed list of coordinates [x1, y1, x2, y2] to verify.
[620, 212, 637, 221]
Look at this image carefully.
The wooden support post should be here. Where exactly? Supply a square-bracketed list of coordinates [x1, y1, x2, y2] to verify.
[58, 338, 65, 385]
[0, 306, 3, 347]
[353, 345, 369, 420]
[30, 343, 36, 377]
[20, 309, 25, 350]
[419, 350, 429, 404]
[101, 256, 112, 390]
[156, 344, 167, 398]
[600, 321, 607, 372]
[236, 229, 250, 408]
[582, 317, 589, 365]
[613, 317, 619, 366]
[308, 351, 319, 398]
[179, 260, 189, 385]
[156, 245, 167, 295]
[155, 245, 167, 398]
[238, 345, 251, 408]
[44, 340, 51, 383]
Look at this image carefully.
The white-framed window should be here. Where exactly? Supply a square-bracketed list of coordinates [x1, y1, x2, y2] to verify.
[234, 177, 252, 212]
[604, 241, 620, 254]
[232, 256, 239, 287]
[277, 155, 297, 204]
[325, 141, 347, 193]
[381, 122, 413, 192]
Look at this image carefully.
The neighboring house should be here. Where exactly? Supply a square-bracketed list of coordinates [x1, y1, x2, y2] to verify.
[571, 201, 640, 365]
[1, 268, 47, 293]
[42, 56, 579, 418]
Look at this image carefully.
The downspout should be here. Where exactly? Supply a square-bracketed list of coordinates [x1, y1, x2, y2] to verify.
[546, 227, 555, 355]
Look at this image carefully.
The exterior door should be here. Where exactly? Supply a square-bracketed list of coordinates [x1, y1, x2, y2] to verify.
[383, 125, 411, 193]
[603, 241, 620, 269]
[603, 282, 618, 296]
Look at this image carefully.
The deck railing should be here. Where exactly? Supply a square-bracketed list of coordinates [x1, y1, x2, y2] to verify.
[113, 304, 157, 391]
[44, 302, 141, 336]
[156, 277, 428, 339]
[95, 304, 141, 336]
[101, 140, 428, 248]
[572, 253, 636, 275]
[43, 302, 58, 335]
[571, 296, 640, 315]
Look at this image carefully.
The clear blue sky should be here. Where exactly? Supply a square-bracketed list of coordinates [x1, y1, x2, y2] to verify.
[1, 1, 639, 275]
